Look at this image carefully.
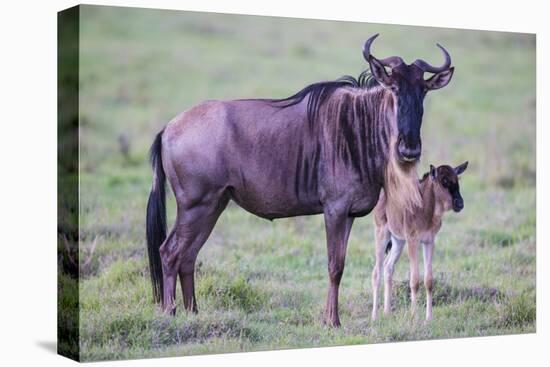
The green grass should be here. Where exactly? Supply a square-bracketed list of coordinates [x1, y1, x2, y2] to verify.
[74, 5, 535, 361]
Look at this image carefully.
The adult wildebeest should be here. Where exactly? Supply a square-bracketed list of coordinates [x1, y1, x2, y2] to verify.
[146, 34, 454, 327]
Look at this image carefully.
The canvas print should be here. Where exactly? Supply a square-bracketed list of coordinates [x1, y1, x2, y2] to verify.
[57, 5, 536, 362]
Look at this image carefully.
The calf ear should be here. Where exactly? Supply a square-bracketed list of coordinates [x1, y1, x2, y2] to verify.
[368, 56, 394, 89]
[425, 67, 454, 90]
[454, 161, 468, 175]
[430, 164, 437, 179]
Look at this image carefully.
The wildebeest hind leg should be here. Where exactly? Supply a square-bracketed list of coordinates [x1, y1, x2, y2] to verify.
[159, 230, 178, 315]
[176, 196, 229, 313]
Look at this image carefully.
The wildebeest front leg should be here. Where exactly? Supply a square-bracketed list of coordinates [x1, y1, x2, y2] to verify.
[323, 207, 354, 327]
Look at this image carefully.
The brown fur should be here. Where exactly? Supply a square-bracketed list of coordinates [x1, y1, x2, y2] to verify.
[383, 136, 422, 217]
[371, 163, 467, 321]
[375, 174, 448, 242]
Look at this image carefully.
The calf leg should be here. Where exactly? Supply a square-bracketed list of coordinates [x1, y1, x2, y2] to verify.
[383, 236, 405, 315]
[372, 226, 390, 320]
[407, 238, 420, 315]
[323, 206, 354, 327]
[423, 241, 435, 321]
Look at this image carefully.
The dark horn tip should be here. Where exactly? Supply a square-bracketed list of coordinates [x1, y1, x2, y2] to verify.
[363, 34, 379, 47]
[437, 43, 451, 61]
[436, 43, 449, 54]
[363, 33, 380, 61]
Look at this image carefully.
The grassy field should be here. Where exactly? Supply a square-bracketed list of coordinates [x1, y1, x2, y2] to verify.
[67, 5, 535, 361]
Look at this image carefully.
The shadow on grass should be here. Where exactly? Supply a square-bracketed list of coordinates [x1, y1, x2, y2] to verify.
[393, 279, 505, 306]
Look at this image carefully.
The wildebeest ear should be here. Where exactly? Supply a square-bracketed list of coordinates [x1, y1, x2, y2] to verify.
[368, 56, 393, 88]
[455, 161, 468, 175]
[430, 164, 437, 179]
[425, 67, 454, 90]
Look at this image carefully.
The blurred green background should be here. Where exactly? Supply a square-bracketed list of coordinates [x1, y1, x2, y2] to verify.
[72, 5, 535, 361]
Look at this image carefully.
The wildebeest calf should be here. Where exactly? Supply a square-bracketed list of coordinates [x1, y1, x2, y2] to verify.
[371, 162, 468, 321]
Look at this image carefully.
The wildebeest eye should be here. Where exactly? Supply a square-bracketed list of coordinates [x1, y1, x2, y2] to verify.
[442, 177, 448, 186]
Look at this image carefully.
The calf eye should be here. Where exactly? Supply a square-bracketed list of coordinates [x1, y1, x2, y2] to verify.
[442, 178, 448, 186]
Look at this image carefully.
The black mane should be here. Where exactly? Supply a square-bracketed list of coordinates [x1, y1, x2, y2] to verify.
[270, 70, 380, 124]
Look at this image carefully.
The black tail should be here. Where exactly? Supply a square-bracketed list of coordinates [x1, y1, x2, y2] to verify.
[146, 129, 166, 304]
[385, 239, 392, 255]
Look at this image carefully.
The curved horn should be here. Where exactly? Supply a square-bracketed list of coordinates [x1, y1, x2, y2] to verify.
[362, 33, 379, 61]
[363, 34, 404, 68]
[413, 43, 452, 73]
